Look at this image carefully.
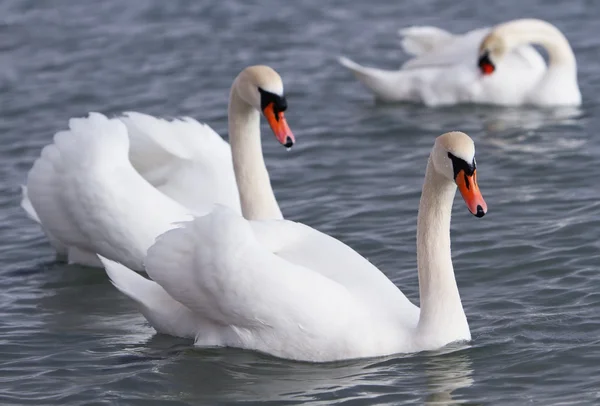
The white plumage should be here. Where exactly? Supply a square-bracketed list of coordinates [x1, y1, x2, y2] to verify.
[340, 19, 580, 107]
[22, 112, 240, 269]
[22, 65, 295, 270]
[104, 131, 487, 362]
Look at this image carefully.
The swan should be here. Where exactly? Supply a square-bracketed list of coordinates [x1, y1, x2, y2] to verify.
[101, 131, 487, 362]
[339, 19, 580, 107]
[24, 65, 295, 271]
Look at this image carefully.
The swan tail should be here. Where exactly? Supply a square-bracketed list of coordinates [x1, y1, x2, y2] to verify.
[20, 185, 40, 223]
[338, 56, 415, 102]
[338, 56, 375, 77]
[100, 255, 201, 339]
[102, 255, 161, 304]
[398, 26, 454, 56]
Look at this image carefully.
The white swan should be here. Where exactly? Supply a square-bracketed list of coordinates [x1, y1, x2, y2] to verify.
[102, 131, 487, 362]
[339, 19, 580, 107]
[24, 65, 295, 271]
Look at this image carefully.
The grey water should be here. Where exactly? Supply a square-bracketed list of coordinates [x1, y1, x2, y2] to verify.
[1, 0, 600, 404]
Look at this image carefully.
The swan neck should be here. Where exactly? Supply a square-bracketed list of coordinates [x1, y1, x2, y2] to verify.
[416, 158, 469, 340]
[228, 84, 282, 220]
[500, 19, 576, 68]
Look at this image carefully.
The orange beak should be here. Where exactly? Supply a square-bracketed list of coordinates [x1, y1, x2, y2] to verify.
[478, 51, 496, 76]
[263, 103, 295, 148]
[456, 169, 487, 217]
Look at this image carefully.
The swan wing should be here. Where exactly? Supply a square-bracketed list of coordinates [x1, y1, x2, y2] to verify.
[144, 207, 373, 359]
[21, 184, 68, 256]
[26, 113, 192, 270]
[401, 27, 491, 70]
[250, 218, 419, 324]
[398, 26, 455, 56]
[400, 26, 545, 73]
[119, 112, 241, 214]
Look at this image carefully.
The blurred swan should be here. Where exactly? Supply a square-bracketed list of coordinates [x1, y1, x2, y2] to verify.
[339, 19, 580, 107]
[23, 65, 295, 271]
[102, 131, 487, 362]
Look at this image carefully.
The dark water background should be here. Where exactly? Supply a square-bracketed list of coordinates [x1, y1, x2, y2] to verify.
[2, 0, 600, 404]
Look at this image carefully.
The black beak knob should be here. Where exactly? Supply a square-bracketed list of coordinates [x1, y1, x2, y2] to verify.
[284, 136, 294, 148]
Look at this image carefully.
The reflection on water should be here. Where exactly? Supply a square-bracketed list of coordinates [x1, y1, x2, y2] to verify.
[480, 106, 586, 158]
[3, 0, 600, 404]
[135, 343, 476, 405]
[423, 349, 475, 406]
[482, 106, 583, 132]
[5, 209, 479, 405]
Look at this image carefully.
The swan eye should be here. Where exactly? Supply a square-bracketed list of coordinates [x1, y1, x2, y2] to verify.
[478, 51, 495, 75]
[448, 152, 475, 179]
[258, 88, 288, 116]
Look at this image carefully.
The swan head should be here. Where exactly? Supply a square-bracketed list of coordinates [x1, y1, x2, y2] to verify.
[431, 132, 487, 218]
[234, 65, 295, 148]
[477, 32, 507, 76]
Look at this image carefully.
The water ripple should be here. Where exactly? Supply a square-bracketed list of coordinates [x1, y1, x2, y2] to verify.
[2, 0, 600, 405]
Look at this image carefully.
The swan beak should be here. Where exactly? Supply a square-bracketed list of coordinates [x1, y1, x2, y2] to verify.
[456, 169, 487, 218]
[478, 51, 496, 76]
[263, 103, 295, 148]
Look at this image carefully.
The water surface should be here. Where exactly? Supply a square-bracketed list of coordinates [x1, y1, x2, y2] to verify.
[2, 0, 600, 404]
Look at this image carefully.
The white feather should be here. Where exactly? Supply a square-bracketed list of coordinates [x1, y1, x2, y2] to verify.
[117, 206, 417, 361]
[26, 113, 194, 271]
[340, 24, 549, 106]
[398, 26, 455, 56]
[100, 256, 203, 338]
[24, 112, 242, 269]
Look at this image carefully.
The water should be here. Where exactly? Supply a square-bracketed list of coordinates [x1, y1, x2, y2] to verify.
[2, 0, 600, 404]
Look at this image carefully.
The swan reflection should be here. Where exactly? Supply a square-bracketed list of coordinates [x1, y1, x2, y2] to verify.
[423, 347, 475, 405]
[145, 342, 475, 405]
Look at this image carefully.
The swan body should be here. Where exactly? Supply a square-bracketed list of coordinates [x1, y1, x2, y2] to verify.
[24, 65, 295, 270]
[339, 19, 580, 107]
[104, 131, 488, 362]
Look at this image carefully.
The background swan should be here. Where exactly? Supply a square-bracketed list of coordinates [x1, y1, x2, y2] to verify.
[102, 131, 487, 362]
[339, 19, 580, 107]
[23, 65, 294, 271]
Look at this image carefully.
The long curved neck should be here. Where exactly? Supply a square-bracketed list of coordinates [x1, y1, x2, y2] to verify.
[228, 84, 282, 221]
[498, 19, 576, 68]
[416, 158, 469, 342]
